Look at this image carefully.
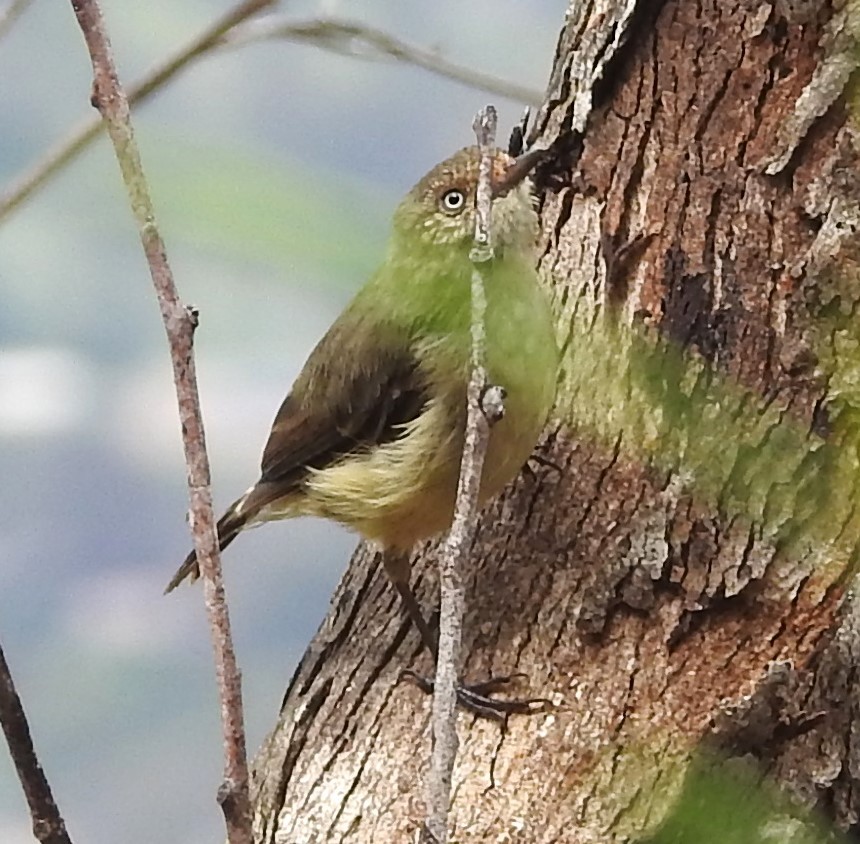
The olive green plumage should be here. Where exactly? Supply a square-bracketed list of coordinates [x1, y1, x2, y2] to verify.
[166, 146, 557, 593]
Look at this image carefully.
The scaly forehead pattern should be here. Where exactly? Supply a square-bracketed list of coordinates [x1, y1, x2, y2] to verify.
[394, 146, 538, 249]
[410, 146, 514, 200]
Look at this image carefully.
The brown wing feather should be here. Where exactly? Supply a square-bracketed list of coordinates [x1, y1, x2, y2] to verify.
[165, 310, 428, 592]
[235, 350, 426, 538]
[258, 315, 426, 488]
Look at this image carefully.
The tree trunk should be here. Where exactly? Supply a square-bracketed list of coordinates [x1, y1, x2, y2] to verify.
[250, 1, 860, 841]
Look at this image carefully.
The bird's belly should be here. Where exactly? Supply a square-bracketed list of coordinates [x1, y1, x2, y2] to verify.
[295, 391, 543, 549]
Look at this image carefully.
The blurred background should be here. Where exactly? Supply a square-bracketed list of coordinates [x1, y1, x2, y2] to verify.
[0, 1, 563, 841]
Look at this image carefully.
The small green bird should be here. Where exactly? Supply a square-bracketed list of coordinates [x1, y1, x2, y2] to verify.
[167, 145, 558, 716]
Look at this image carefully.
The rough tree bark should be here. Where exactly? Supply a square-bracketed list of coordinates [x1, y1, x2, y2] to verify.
[249, 1, 860, 841]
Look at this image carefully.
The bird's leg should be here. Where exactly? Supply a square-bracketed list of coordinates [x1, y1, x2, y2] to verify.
[392, 579, 547, 721]
[382, 552, 551, 722]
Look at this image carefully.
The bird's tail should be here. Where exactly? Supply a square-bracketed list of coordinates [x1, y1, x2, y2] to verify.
[164, 497, 250, 594]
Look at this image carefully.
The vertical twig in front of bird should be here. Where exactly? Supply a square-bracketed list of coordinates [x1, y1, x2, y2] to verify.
[0, 641, 74, 844]
[66, 2, 252, 842]
[423, 105, 501, 844]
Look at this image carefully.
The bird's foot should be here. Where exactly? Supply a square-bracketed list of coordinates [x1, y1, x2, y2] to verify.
[399, 669, 551, 723]
[526, 452, 563, 476]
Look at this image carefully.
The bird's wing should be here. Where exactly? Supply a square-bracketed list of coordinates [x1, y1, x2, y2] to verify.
[257, 313, 427, 491]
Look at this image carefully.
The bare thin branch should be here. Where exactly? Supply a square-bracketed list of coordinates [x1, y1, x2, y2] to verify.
[67, 1, 251, 842]
[0, 0, 274, 223]
[0, 8, 538, 223]
[423, 105, 500, 844]
[223, 17, 543, 106]
[0, 0, 35, 41]
[0, 641, 74, 844]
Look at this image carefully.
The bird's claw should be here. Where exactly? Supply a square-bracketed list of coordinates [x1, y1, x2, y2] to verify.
[398, 669, 552, 723]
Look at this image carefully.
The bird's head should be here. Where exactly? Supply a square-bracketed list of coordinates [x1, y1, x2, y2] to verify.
[392, 146, 541, 254]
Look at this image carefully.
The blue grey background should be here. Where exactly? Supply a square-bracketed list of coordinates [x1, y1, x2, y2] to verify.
[0, 1, 563, 841]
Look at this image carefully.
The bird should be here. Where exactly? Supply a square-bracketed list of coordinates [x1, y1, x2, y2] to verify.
[166, 145, 558, 717]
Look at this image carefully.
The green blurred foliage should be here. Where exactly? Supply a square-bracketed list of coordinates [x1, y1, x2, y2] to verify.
[149, 136, 390, 281]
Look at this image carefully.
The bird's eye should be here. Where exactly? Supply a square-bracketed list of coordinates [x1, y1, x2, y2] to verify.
[439, 189, 466, 214]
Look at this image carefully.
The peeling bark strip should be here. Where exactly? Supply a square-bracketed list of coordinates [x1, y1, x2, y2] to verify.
[251, 1, 860, 841]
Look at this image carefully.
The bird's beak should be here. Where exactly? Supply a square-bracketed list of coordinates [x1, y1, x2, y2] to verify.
[491, 148, 547, 198]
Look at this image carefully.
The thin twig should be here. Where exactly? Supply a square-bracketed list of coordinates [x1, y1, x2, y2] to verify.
[0, 6, 539, 223]
[423, 105, 500, 844]
[223, 17, 543, 106]
[67, 2, 252, 842]
[0, 641, 74, 844]
[0, 0, 274, 223]
[0, 0, 35, 41]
